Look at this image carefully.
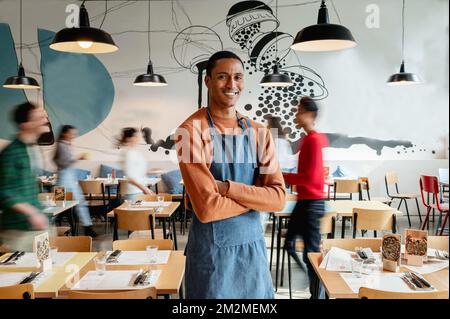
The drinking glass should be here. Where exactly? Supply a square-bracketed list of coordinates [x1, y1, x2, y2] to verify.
[157, 195, 164, 206]
[351, 258, 364, 278]
[146, 245, 158, 264]
[94, 256, 107, 275]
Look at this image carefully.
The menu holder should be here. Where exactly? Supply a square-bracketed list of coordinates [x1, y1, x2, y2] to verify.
[33, 232, 52, 272]
[404, 229, 428, 267]
[53, 186, 65, 201]
[382, 233, 401, 272]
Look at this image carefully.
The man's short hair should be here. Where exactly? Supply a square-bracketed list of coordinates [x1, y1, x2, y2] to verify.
[299, 96, 319, 113]
[206, 51, 244, 76]
[12, 102, 37, 127]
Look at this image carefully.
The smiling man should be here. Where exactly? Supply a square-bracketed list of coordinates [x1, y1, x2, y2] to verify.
[176, 51, 286, 299]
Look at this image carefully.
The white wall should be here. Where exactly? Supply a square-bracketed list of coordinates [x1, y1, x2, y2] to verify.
[0, 0, 448, 213]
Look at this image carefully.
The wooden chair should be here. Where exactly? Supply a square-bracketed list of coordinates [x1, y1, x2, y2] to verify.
[333, 179, 362, 200]
[79, 180, 109, 228]
[427, 235, 449, 251]
[285, 212, 337, 299]
[68, 287, 156, 299]
[358, 177, 392, 204]
[352, 208, 396, 238]
[385, 171, 422, 227]
[322, 238, 383, 252]
[113, 208, 155, 241]
[0, 284, 34, 299]
[113, 238, 173, 250]
[359, 287, 448, 299]
[49, 236, 92, 252]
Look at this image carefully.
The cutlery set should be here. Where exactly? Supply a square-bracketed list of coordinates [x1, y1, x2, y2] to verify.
[133, 270, 151, 286]
[106, 250, 122, 263]
[434, 250, 449, 260]
[401, 272, 433, 290]
[19, 272, 42, 284]
[0, 251, 25, 265]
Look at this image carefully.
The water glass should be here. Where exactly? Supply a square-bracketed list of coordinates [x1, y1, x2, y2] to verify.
[50, 247, 58, 264]
[94, 256, 107, 276]
[107, 173, 112, 182]
[351, 258, 364, 278]
[146, 245, 158, 264]
[157, 195, 164, 206]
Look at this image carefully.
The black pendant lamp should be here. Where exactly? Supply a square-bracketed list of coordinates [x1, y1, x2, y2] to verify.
[259, 0, 293, 87]
[387, 0, 420, 85]
[291, 0, 357, 52]
[3, 0, 40, 89]
[50, 0, 118, 54]
[134, 0, 167, 87]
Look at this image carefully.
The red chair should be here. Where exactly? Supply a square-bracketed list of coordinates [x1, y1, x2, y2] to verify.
[420, 175, 449, 235]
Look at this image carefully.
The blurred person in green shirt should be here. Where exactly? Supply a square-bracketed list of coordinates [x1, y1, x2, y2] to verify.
[0, 102, 54, 251]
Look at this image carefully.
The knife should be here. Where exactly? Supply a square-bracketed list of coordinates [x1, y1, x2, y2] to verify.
[406, 273, 424, 288]
[106, 250, 122, 263]
[20, 272, 40, 284]
[12, 251, 26, 262]
[410, 272, 431, 288]
[133, 270, 144, 285]
[1, 251, 20, 264]
[401, 275, 417, 290]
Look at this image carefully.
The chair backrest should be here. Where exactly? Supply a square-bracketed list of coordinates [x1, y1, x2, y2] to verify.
[419, 175, 440, 208]
[114, 208, 153, 232]
[135, 194, 173, 201]
[320, 212, 337, 237]
[352, 208, 396, 236]
[439, 168, 449, 185]
[385, 172, 398, 185]
[68, 287, 156, 299]
[49, 236, 92, 252]
[79, 180, 105, 195]
[0, 284, 34, 299]
[322, 238, 383, 252]
[358, 177, 369, 191]
[334, 179, 361, 194]
[428, 236, 449, 251]
[359, 287, 448, 299]
[118, 180, 129, 198]
[113, 238, 173, 250]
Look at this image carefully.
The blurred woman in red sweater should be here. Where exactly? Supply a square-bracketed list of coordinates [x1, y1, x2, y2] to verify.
[282, 96, 328, 297]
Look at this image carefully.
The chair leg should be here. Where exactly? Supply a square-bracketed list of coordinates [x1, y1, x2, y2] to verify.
[439, 212, 449, 236]
[281, 244, 286, 287]
[421, 207, 431, 231]
[403, 199, 412, 227]
[288, 253, 292, 299]
[415, 198, 422, 223]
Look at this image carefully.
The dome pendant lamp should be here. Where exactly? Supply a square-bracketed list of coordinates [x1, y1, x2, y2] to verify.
[3, 0, 40, 89]
[50, 0, 118, 54]
[134, 0, 167, 87]
[387, 0, 421, 85]
[259, 0, 293, 87]
[291, 0, 357, 52]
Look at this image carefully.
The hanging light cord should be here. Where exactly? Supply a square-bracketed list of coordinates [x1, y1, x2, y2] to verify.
[99, 0, 108, 29]
[275, 0, 279, 65]
[19, 0, 23, 63]
[401, 0, 405, 62]
[148, 0, 151, 62]
[330, 0, 342, 25]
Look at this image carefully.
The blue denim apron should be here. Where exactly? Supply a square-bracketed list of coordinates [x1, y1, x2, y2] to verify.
[185, 109, 274, 299]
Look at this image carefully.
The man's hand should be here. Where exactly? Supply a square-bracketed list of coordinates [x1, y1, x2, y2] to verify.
[216, 180, 230, 196]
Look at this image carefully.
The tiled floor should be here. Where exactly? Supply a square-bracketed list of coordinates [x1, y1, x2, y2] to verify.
[88, 211, 447, 299]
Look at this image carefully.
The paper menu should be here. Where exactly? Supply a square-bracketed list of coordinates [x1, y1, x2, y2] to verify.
[0, 272, 52, 288]
[0, 252, 76, 268]
[105, 250, 170, 265]
[403, 259, 449, 275]
[320, 247, 355, 272]
[135, 201, 171, 207]
[71, 270, 161, 290]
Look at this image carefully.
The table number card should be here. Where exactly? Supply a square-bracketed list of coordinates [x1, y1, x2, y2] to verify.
[53, 186, 65, 201]
[382, 233, 401, 272]
[404, 229, 428, 266]
[33, 232, 52, 272]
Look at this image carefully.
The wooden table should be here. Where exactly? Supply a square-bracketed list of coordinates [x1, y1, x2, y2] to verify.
[308, 252, 449, 299]
[107, 202, 180, 250]
[41, 200, 79, 235]
[58, 251, 186, 298]
[0, 252, 97, 298]
[327, 200, 402, 238]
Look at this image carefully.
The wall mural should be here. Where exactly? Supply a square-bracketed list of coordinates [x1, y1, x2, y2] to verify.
[0, 23, 29, 140]
[0, 1, 437, 158]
